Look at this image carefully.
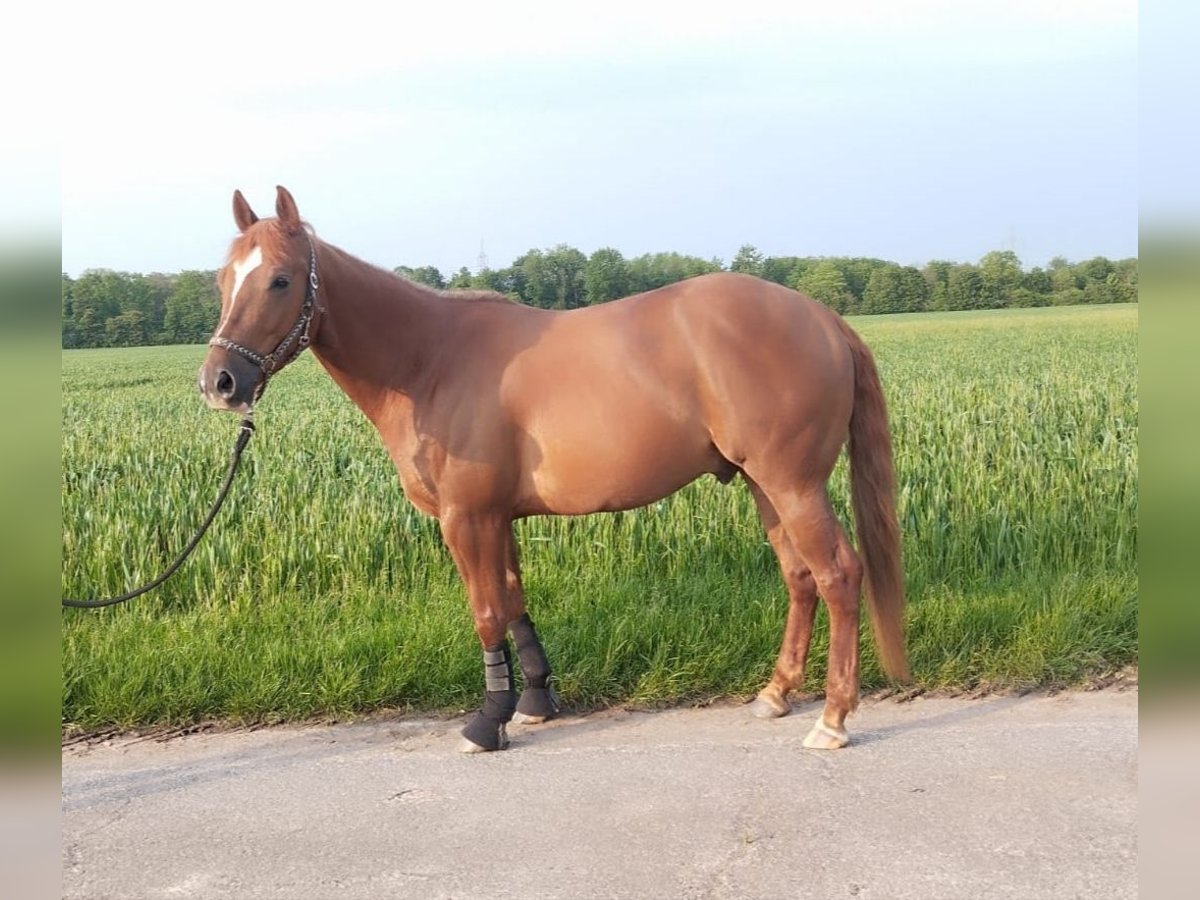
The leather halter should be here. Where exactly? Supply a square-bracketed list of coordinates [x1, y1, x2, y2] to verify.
[209, 238, 320, 379]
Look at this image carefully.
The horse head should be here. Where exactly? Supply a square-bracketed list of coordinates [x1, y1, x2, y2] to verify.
[198, 185, 319, 412]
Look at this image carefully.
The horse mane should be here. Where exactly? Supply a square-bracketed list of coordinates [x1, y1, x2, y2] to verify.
[390, 268, 516, 306]
[227, 220, 516, 307]
[432, 287, 516, 306]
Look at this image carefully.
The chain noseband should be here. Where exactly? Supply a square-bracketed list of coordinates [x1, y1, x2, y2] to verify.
[209, 239, 321, 380]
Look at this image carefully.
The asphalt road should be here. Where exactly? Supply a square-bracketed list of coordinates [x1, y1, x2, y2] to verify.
[62, 689, 1137, 900]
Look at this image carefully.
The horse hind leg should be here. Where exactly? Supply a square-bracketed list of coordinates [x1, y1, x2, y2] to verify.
[757, 485, 865, 750]
[795, 496, 864, 750]
[745, 477, 819, 720]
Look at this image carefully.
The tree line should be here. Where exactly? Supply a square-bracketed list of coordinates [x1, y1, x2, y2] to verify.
[61, 245, 1138, 348]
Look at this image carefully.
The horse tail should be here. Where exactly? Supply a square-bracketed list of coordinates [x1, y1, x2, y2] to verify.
[835, 316, 910, 683]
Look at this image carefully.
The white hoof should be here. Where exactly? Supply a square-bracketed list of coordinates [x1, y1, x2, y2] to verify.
[749, 695, 790, 719]
[803, 720, 849, 750]
[457, 724, 509, 753]
[512, 711, 548, 725]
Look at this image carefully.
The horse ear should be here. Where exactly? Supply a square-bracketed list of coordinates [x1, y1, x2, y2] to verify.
[275, 185, 301, 233]
[232, 190, 258, 232]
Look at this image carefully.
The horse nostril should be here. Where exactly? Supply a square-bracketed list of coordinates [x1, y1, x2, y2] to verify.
[216, 369, 236, 398]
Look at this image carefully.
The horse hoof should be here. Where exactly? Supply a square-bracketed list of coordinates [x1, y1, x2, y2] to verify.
[458, 724, 510, 753]
[749, 694, 790, 719]
[516, 686, 561, 723]
[802, 721, 849, 750]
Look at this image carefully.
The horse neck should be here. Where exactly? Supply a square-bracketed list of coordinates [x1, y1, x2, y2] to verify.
[307, 240, 447, 423]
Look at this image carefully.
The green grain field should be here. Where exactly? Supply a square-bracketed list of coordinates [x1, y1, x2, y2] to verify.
[61, 304, 1138, 731]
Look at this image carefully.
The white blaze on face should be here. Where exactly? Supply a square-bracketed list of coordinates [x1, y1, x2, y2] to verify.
[230, 246, 264, 313]
[217, 246, 264, 335]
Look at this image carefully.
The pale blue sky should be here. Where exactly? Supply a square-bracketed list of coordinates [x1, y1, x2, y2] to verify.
[57, 1, 1138, 278]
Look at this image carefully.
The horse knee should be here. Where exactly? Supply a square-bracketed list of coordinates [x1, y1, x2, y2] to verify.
[812, 557, 862, 608]
[471, 610, 508, 646]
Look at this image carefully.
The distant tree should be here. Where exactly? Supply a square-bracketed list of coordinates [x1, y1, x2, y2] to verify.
[1077, 256, 1114, 285]
[835, 258, 887, 305]
[795, 260, 855, 314]
[922, 260, 954, 311]
[730, 244, 765, 278]
[61, 273, 77, 348]
[627, 252, 722, 294]
[1023, 266, 1052, 296]
[899, 266, 930, 312]
[543, 245, 588, 309]
[1069, 255, 1135, 304]
[861, 265, 905, 314]
[467, 268, 504, 292]
[140, 273, 172, 338]
[493, 265, 527, 300]
[447, 266, 474, 290]
[763, 256, 806, 287]
[1049, 256, 1080, 296]
[511, 246, 588, 309]
[947, 266, 986, 310]
[162, 270, 220, 343]
[105, 309, 148, 347]
[394, 265, 446, 289]
[979, 250, 1022, 308]
[1105, 271, 1138, 304]
[1009, 287, 1048, 308]
[69, 270, 125, 347]
[1083, 273, 1135, 305]
[512, 250, 550, 307]
[60, 245, 1139, 346]
[861, 265, 928, 314]
[1114, 257, 1138, 286]
[1051, 286, 1086, 306]
[1113, 258, 1139, 303]
[584, 247, 630, 304]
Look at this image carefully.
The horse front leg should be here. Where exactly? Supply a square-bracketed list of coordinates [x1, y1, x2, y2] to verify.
[441, 510, 518, 753]
[505, 528, 560, 724]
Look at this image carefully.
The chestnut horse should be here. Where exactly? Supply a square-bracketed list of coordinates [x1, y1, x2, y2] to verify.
[199, 186, 909, 753]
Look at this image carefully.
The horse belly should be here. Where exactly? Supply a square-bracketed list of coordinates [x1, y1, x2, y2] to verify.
[519, 414, 718, 516]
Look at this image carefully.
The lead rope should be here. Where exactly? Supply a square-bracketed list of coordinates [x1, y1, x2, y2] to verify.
[62, 416, 256, 609]
[65, 238, 319, 610]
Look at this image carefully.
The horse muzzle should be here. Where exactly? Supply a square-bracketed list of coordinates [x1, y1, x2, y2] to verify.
[198, 352, 264, 413]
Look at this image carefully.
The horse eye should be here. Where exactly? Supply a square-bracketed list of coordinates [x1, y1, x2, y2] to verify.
[271, 276, 291, 290]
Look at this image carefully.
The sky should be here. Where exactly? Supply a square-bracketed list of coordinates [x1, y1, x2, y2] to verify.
[52, 0, 1139, 278]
